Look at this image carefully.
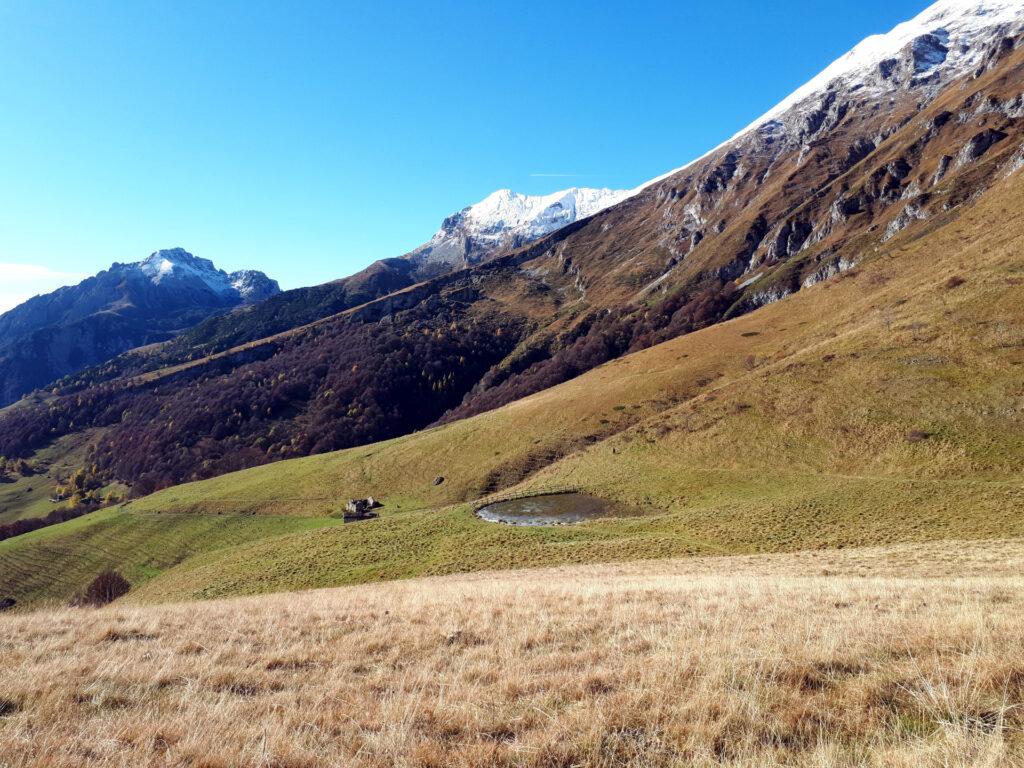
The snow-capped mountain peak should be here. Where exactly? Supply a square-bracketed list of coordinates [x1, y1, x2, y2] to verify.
[0, 248, 280, 404]
[459, 187, 630, 239]
[405, 187, 630, 276]
[139, 248, 220, 285]
[136, 248, 279, 302]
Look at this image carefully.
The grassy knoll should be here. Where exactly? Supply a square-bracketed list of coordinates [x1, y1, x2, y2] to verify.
[2, 171, 1023, 608]
[3, 539, 1024, 767]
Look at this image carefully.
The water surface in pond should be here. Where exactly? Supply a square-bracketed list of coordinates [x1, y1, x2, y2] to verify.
[476, 493, 619, 526]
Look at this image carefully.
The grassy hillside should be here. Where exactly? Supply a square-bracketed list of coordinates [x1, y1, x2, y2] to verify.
[2, 169, 1023, 608]
[3, 539, 1023, 767]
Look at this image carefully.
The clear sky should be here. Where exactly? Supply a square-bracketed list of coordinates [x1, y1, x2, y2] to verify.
[0, 0, 933, 310]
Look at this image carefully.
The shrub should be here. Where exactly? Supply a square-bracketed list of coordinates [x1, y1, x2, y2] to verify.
[76, 570, 131, 607]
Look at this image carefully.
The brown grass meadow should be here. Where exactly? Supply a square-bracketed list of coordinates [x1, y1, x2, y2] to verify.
[2, 538, 1024, 767]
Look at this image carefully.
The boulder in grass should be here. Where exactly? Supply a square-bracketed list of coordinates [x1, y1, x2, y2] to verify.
[344, 498, 382, 522]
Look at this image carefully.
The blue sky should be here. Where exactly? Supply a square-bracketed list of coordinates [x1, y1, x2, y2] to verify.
[0, 0, 932, 309]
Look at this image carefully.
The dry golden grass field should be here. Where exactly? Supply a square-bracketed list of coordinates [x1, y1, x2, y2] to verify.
[2, 538, 1024, 768]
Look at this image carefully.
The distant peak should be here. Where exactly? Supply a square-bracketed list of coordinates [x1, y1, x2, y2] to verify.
[148, 247, 192, 259]
[133, 248, 278, 301]
[459, 186, 630, 230]
[404, 185, 630, 275]
[404, 185, 631, 274]
[139, 248, 217, 281]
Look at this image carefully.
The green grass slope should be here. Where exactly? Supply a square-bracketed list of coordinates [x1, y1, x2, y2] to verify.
[2, 170, 1023, 608]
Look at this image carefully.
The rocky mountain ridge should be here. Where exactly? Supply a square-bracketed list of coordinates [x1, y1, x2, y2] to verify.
[642, 0, 1024, 191]
[605, 0, 1024, 312]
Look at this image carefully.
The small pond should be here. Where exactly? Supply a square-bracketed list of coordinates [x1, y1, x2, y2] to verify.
[475, 493, 620, 526]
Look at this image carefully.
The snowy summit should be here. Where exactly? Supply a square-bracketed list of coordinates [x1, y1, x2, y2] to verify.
[454, 187, 631, 242]
[404, 187, 630, 275]
[752, 0, 1023, 129]
[137, 248, 280, 302]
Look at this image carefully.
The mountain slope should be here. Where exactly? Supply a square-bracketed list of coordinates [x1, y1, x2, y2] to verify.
[2, 156, 1022, 608]
[0, 249, 279, 406]
[440, 0, 1024, 418]
[1, 0, 1022, 498]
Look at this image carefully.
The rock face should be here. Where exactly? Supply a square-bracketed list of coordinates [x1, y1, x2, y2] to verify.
[607, 0, 1024, 310]
[402, 187, 630, 278]
[0, 249, 279, 405]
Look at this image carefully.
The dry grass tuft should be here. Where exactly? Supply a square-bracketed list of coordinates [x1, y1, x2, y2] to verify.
[2, 540, 1024, 767]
